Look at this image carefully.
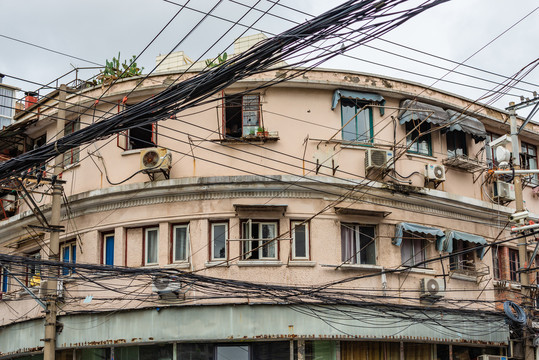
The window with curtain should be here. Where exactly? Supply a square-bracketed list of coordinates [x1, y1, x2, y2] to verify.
[341, 224, 376, 265]
[341, 98, 373, 143]
[400, 231, 426, 268]
[144, 227, 159, 265]
[446, 130, 467, 157]
[406, 121, 431, 156]
[521, 141, 538, 185]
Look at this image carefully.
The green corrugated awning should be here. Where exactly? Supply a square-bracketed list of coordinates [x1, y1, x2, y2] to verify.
[331, 89, 385, 115]
[446, 109, 487, 143]
[398, 99, 449, 126]
[393, 222, 446, 249]
[445, 230, 487, 259]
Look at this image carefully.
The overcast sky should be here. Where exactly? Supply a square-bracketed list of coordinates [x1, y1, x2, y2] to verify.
[1, 0, 537, 117]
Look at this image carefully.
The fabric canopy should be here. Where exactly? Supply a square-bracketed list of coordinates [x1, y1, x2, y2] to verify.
[393, 222, 446, 248]
[331, 89, 386, 115]
[446, 109, 487, 143]
[445, 230, 487, 259]
[398, 99, 448, 126]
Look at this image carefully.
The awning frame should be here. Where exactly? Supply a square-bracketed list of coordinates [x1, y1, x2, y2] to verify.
[331, 89, 386, 116]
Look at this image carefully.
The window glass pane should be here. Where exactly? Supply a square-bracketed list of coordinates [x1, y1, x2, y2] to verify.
[216, 346, 248, 360]
[140, 344, 173, 360]
[146, 229, 158, 264]
[356, 109, 371, 142]
[341, 224, 354, 263]
[293, 223, 307, 258]
[178, 343, 214, 360]
[0, 88, 14, 118]
[342, 102, 357, 141]
[115, 346, 139, 360]
[359, 226, 376, 265]
[174, 226, 188, 261]
[261, 223, 276, 258]
[213, 224, 227, 259]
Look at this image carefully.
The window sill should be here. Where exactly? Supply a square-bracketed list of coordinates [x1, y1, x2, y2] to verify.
[204, 261, 230, 268]
[210, 135, 279, 144]
[406, 153, 437, 161]
[63, 162, 80, 171]
[339, 264, 383, 271]
[288, 260, 316, 267]
[164, 262, 190, 269]
[400, 267, 435, 275]
[237, 260, 283, 267]
[143, 264, 160, 268]
[449, 272, 477, 282]
[121, 149, 143, 156]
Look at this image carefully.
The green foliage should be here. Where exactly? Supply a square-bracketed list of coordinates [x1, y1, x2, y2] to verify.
[89, 53, 144, 86]
[205, 52, 228, 68]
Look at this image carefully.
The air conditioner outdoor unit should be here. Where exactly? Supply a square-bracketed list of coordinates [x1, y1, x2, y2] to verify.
[152, 276, 181, 296]
[425, 164, 446, 182]
[419, 278, 445, 298]
[477, 355, 507, 360]
[140, 148, 171, 172]
[493, 181, 515, 202]
[365, 149, 393, 171]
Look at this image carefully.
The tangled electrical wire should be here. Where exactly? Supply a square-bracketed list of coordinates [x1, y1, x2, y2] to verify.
[0, 0, 449, 183]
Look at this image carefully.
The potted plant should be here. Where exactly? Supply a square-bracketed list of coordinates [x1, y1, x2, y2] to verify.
[257, 126, 265, 137]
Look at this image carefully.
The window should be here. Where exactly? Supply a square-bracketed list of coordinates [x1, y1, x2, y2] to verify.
[341, 99, 373, 142]
[118, 122, 158, 150]
[400, 231, 426, 268]
[211, 222, 228, 260]
[61, 242, 76, 276]
[0, 87, 14, 128]
[446, 131, 467, 158]
[63, 118, 80, 166]
[449, 239, 474, 271]
[520, 141, 538, 185]
[172, 224, 189, 262]
[492, 246, 502, 280]
[509, 248, 519, 282]
[103, 233, 114, 266]
[1, 266, 9, 293]
[26, 251, 41, 286]
[291, 221, 309, 260]
[223, 94, 260, 138]
[144, 227, 159, 265]
[242, 220, 278, 260]
[340, 224, 376, 265]
[216, 345, 249, 360]
[406, 121, 431, 156]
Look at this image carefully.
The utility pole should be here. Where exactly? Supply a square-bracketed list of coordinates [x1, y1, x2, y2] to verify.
[43, 84, 66, 360]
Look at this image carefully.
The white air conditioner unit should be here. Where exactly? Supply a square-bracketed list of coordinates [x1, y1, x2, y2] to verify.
[152, 276, 181, 296]
[365, 149, 393, 171]
[425, 164, 446, 182]
[140, 148, 171, 172]
[493, 181, 515, 202]
[420, 278, 445, 298]
[477, 355, 507, 360]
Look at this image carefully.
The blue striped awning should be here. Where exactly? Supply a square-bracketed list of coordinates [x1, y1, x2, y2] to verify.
[331, 89, 385, 115]
[398, 99, 449, 126]
[445, 230, 487, 259]
[393, 222, 446, 249]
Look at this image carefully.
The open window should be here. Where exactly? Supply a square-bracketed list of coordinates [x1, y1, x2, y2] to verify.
[341, 224, 376, 265]
[102, 233, 114, 266]
[406, 121, 432, 156]
[241, 220, 278, 260]
[118, 122, 158, 150]
[25, 250, 41, 287]
[211, 222, 228, 261]
[520, 141, 538, 186]
[223, 94, 260, 138]
[446, 131, 467, 158]
[172, 224, 189, 263]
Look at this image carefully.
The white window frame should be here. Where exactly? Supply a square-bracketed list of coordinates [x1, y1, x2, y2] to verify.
[291, 221, 309, 260]
[173, 224, 189, 263]
[145, 227, 159, 265]
[242, 220, 278, 260]
[211, 222, 228, 261]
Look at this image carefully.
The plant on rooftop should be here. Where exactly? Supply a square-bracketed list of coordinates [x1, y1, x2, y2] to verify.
[88, 53, 144, 87]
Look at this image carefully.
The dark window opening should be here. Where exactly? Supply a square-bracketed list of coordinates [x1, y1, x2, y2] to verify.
[224, 94, 260, 138]
[406, 121, 431, 156]
[446, 131, 467, 157]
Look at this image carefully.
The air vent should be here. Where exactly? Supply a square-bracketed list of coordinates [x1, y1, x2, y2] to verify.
[365, 149, 393, 171]
[140, 148, 171, 172]
[425, 164, 446, 182]
[493, 181, 515, 202]
[420, 278, 444, 298]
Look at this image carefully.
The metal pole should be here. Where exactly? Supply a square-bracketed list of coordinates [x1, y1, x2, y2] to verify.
[43, 84, 66, 360]
[509, 102, 533, 360]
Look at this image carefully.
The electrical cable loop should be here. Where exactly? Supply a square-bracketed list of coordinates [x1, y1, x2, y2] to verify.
[503, 300, 526, 326]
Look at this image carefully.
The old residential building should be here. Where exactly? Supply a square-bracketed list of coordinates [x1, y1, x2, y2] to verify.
[0, 40, 537, 359]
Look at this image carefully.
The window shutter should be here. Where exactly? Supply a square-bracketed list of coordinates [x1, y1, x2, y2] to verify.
[151, 122, 158, 145]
